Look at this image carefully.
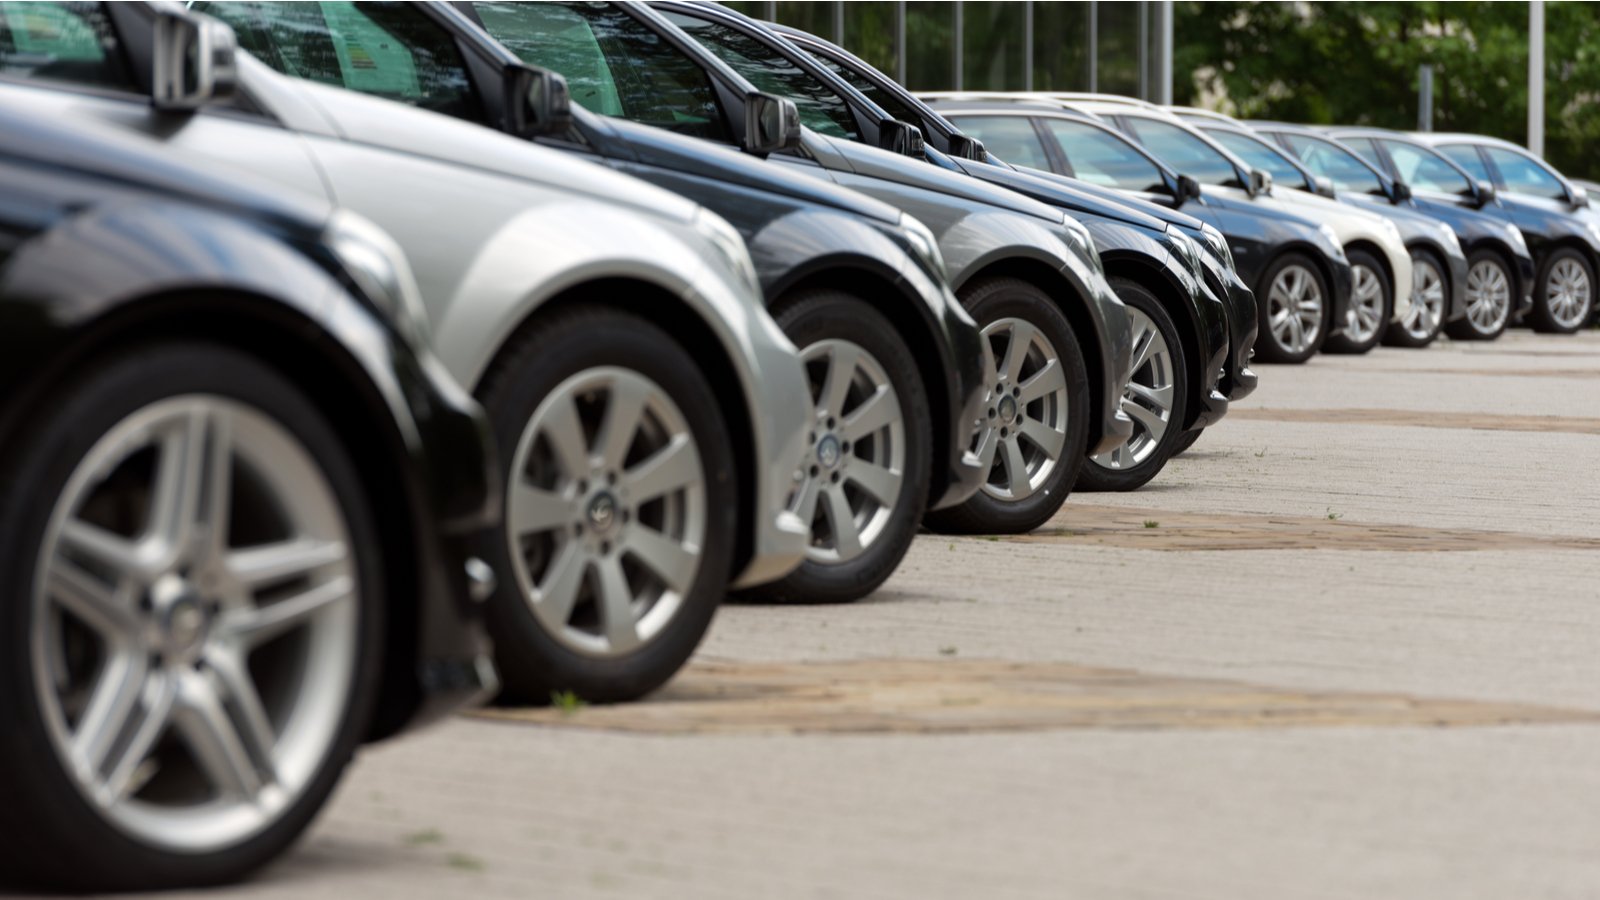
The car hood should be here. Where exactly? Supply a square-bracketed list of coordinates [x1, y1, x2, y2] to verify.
[815, 133, 1064, 224]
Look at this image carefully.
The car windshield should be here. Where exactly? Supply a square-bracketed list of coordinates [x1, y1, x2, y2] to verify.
[468, 1, 730, 141]
[943, 115, 1052, 171]
[1438, 143, 1492, 182]
[806, 50, 925, 130]
[1042, 118, 1167, 193]
[1205, 129, 1308, 190]
[1383, 141, 1473, 195]
[1121, 117, 1240, 187]
[1282, 135, 1385, 195]
[1483, 146, 1567, 200]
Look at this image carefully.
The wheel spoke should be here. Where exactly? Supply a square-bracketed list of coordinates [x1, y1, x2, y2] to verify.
[1000, 322, 1037, 383]
[623, 435, 698, 505]
[220, 576, 352, 648]
[1001, 436, 1032, 499]
[792, 475, 823, 526]
[540, 392, 592, 481]
[846, 459, 902, 506]
[204, 648, 276, 779]
[146, 408, 230, 565]
[1018, 358, 1066, 404]
[1018, 417, 1065, 460]
[822, 485, 862, 557]
[173, 669, 262, 798]
[596, 377, 648, 472]
[818, 344, 860, 419]
[593, 556, 641, 652]
[624, 524, 697, 594]
[973, 424, 1001, 470]
[72, 650, 149, 778]
[47, 554, 137, 639]
[840, 386, 898, 442]
[535, 542, 585, 625]
[102, 671, 177, 803]
[1123, 395, 1168, 437]
[1129, 325, 1158, 375]
[226, 538, 346, 589]
[509, 483, 573, 537]
[60, 519, 147, 580]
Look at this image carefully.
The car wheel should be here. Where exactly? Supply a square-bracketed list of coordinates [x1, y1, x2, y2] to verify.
[1171, 427, 1203, 457]
[1529, 247, 1595, 334]
[478, 306, 735, 703]
[1254, 252, 1328, 363]
[0, 342, 381, 892]
[1323, 248, 1391, 354]
[924, 277, 1089, 534]
[741, 290, 930, 603]
[1384, 250, 1447, 348]
[1077, 278, 1189, 492]
[1444, 250, 1513, 341]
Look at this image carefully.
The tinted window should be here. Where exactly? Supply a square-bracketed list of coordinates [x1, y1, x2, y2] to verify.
[1205, 128, 1308, 189]
[945, 115, 1051, 171]
[1121, 117, 1239, 187]
[1041, 119, 1164, 192]
[809, 51, 923, 129]
[1483, 146, 1567, 200]
[197, 2, 481, 121]
[660, 12, 858, 140]
[1383, 141, 1472, 194]
[1438, 143, 1491, 181]
[1282, 134, 1384, 195]
[0, 1, 135, 91]
[469, 2, 728, 141]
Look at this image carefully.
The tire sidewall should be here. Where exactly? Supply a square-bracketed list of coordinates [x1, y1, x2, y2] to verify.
[1324, 248, 1392, 354]
[1532, 247, 1595, 334]
[1255, 252, 1329, 364]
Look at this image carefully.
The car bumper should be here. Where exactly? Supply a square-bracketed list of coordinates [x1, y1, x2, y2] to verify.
[930, 290, 992, 510]
[1088, 280, 1135, 455]
[1516, 253, 1537, 316]
[1186, 269, 1233, 430]
[1444, 248, 1470, 322]
[1326, 257, 1355, 338]
[1218, 268, 1259, 400]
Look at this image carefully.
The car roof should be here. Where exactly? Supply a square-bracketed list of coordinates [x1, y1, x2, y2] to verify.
[1166, 106, 1245, 127]
[1406, 132, 1527, 152]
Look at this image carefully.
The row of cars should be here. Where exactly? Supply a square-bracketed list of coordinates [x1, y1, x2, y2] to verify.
[0, 0, 1584, 890]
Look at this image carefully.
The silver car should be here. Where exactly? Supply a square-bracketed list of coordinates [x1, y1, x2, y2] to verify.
[0, 1, 812, 705]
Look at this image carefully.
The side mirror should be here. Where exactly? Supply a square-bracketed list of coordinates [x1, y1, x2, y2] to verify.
[1248, 168, 1273, 196]
[743, 91, 801, 155]
[502, 63, 572, 138]
[1570, 184, 1590, 209]
[1175, 173, 1203, 203]
[150, 9, 237, 111]
[1313, 175, 1337, 198]
[1391, 179, 1412, 203]
[947, 133, 986, 161]
[878, 118, 925, 157]
[1472, 179, 1497, 208]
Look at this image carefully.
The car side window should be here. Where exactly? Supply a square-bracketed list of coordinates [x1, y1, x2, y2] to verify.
[470, 2, 729, 142]
[809, 51, 922, 129]
[196, 2, 482, 122]
[1283, 135, 1384, 195]
[1383, 141, 1472, 194]
[659, 12, 859, 141]
[1482, 146, 1567, 200]
[1121, 117, 1239, 187]
[1341, 136, 1384, 169]
[1437, 144, 1492, 182]
[944, 115, 1051, 171]
[1205, 129, 1308, 189]
[1040, 119, 1165, 192]
[0, 1, 136, 92]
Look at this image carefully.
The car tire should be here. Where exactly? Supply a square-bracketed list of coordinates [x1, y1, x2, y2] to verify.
[0, 342, 382, 892]
[1529, 246, 1595, 334]
[477, 306, 735, 704]
[740, 290, 931, 603]
[924, 277, 1089, 534]
[1172, 427, 1203, 457]
[1444, 249, 1514, 341]
[1322, 248, 1391, 354]
[1077, 278, 1189, 492]
[1254, 252, 1330, 364]
[1384, 249, 1447, 348]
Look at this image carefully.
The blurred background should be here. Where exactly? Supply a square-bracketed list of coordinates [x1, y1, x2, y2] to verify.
[720, 1, 1599, 180]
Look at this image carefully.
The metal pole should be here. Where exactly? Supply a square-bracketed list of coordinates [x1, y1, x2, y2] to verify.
[832, 0, 843, 45]
[1024, 0, 1034, 91]
[1158, 0, 1173, 104]
[1087, 0, 1098, 92]
[953, 1, 963, 91]
[1529, 0, 1545, 155]
[895, 0, 906, 85]
[762, 1, 774, 22]
[1138, 1, 1148, 99]
[1417, 64, 1433, 132]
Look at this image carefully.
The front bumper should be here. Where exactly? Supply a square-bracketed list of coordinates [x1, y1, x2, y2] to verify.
[930, 291, 991, 510]
[1088, 281, 1135, 455]
[1186, 268, 1234, 431]
[1218, 266, 1259, 400]
[1326, 257, 1355, 338]
[1444, 248, 1470, 322]
[1516, 252, 1537, 316]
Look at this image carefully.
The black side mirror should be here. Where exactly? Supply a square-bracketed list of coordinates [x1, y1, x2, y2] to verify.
[878, 118, 925, 157]
[743, 92, 801, 155]
[150, 9, 237, 111]
[1247, 168, 1273, 197]
[502, 64, 572, 138]
[1391, 179, 1412, 203]
[1175, 173, 1203, 203]
[1472, 179, 1497, 208]
[947, 133, 986, 161]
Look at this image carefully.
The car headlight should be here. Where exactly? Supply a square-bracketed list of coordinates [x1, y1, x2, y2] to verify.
[1316, 223, 1346, 259]
[694, 207, 761, 299]
[1200, 222, 1235, 272]
[1167, 227, 1203, 278]
[899, 212, 948, 283]
[1056, 214, 1104, 274]
[324, 209, 431, 346]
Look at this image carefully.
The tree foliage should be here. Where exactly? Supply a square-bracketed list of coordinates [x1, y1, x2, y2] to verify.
[1174, 1, 1600, 179]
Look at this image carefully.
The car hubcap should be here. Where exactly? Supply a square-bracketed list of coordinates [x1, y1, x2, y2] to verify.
[1465, 259, 1511, 334]
[33, 397, 357, 852]
[1345, 263, 1385, 343]
[791, 340, 905, 564]
[975, 318, 1069, 501]
[1093, 308, 1176, 471]
[1404, 257, 1446, 340]
[1546, 258, 1593, 329]
[1267, 264, 1323, 353]
[506, 368, 705, 657]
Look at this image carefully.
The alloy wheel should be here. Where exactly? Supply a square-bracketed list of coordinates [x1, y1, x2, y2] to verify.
[1345, 263, 1386, 344]
[1546, 257, 1593, 330]
[505, 367, 705, 657]
[1403, 256, 1446, 341]
[1267, 264, 1324, 354]
[33, 397, 358, 853]
[1093, 307, 1176, 470]
[1465, 259, 1512, 334]
[791, 339, 906, 564]
[975, 317, 1069, 500]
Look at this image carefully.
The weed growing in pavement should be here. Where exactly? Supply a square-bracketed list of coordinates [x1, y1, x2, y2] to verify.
[551, 690, 586, 713]
[1143, 520, 1159, 528]
[446, 853, 485, 873]
[1326, 507, 1343, 520]
[939, 645, 958, 656]
[1255, 447, 1268, 458]
[983, 535, 999, 542]
[403, 828, 444, 846]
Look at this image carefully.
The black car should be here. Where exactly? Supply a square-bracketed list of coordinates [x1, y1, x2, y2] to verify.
[641, 0, 1221, 491]
[451, 0, 1141, 533]
[1251, 122, 1536, 345]
[0, 108, 498, 890]
[1334, 128, 1597, 336]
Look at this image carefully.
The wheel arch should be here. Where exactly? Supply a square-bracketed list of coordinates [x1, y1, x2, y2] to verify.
[1099, 253, 1208, 431]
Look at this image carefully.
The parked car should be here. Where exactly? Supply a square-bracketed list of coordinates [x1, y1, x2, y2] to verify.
[0, 0, 814, 704]
[1407, 132, 1599, 333]
[640, 1, 1228, 491]
[208, 0, 989, 604]
[457, 0, 1137, 530]
[1250, 122, 1535, 346]
[924, 97, 1352, 365]
[1188, 119, 1463, 351]
[0, 105, 498, 889]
